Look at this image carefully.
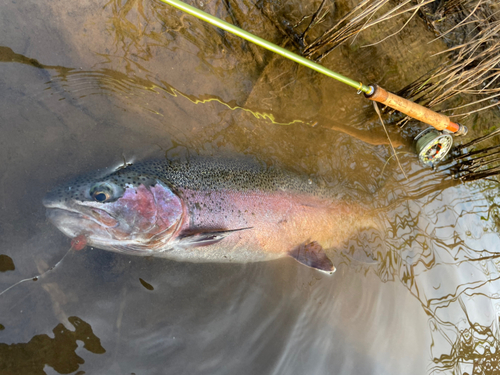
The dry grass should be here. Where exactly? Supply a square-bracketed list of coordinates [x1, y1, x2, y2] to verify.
[396, 0, 500, 121]
[299, 0, 436, 61]
[259, 0, 499, 121]
[295, 0, 500, 179]
[444, 128, 500, 181]
[302, 0, 434, 60]
[254, 0, 500, 179]
[255, 0, 439, 60]
[402, 0, 500, 180]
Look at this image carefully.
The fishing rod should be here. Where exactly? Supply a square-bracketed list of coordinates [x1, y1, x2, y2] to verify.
[159, 0, 469, 165]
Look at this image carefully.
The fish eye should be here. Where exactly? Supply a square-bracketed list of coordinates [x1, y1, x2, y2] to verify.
[93, 191, 110, 202]
[89, 183, 115, 203]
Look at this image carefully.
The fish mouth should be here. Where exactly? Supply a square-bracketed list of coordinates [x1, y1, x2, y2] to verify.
[45, 208, 161, 254]
[44, 208, 123, 251]
[45, 207, 87, 221]
[45, 206, 118, 229]
[44, 207, 169, 253]
[45, 208, 93, 239]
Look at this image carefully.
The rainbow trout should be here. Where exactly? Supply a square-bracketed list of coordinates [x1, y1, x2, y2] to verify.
[43, 158, 371, 273]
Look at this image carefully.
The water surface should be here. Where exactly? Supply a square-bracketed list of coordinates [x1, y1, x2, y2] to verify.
[1, 0, 500, 374]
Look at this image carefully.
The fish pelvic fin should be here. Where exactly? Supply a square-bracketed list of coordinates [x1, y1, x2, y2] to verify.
[288, 241, 336, 274]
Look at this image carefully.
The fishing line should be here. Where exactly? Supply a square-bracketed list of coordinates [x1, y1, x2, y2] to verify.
[0, 238, 84, 297]
[373, 101, 408, 180]
[379, 152, 414, 180]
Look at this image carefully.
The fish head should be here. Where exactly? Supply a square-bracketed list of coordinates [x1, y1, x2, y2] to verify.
[43, 166, 185, 255]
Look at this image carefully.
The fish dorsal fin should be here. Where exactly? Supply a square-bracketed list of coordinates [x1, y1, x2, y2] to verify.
[289, 241, 336, 274]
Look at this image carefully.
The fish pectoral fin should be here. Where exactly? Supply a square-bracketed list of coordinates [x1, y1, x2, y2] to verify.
[288, 241, 336, 274]
[177, 227, 252, 248]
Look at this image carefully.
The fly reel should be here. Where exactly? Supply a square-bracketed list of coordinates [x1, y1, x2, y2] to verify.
[414, 128, 454, 167]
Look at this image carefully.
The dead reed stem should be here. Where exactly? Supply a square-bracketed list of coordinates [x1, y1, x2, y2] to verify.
[397, 0, 500, 122]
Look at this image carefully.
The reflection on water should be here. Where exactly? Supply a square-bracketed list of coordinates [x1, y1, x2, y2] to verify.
[0, 255, 15, 273]
[378, 176, 500, 374]
[0, 316, 105, 375]
[1, 0, 500, 374]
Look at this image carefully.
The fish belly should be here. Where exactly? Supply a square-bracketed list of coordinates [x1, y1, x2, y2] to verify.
[164, 188, 364, 263]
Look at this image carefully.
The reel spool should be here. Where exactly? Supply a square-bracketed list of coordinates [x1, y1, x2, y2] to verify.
[414, 127, 454, 167]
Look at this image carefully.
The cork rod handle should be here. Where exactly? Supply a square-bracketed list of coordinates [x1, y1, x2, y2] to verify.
[365, 85, 461, 133]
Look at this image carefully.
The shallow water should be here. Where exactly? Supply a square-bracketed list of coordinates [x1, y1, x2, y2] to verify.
[1, 0, 500, 374]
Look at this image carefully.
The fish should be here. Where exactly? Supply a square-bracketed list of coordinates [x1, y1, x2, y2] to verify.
[43, 158, 373, 273]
